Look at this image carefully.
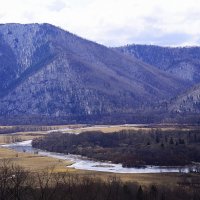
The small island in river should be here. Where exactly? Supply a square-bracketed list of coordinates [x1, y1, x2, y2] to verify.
[32, 129, 200, 168]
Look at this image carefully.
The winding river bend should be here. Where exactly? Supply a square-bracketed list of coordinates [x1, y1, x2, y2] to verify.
[1, 140, 197, 174]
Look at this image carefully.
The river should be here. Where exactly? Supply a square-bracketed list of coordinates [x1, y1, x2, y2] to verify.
[1, 140, 197, 174]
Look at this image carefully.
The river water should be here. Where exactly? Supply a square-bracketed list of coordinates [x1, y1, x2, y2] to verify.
[1, 140, 197, 174]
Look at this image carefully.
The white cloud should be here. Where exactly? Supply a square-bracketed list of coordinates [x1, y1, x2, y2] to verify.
[0, 0, 200, 46]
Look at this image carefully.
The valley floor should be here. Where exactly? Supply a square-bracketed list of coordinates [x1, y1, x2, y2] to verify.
[0, 124, 199, 188]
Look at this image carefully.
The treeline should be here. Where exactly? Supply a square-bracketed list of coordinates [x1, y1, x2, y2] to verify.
[0, 125, 60, 134]
[0, 160, 199, 200]
[0, 112, 200, 125]
[32, 129, 200, 167]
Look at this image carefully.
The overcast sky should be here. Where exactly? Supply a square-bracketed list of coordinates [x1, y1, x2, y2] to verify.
[0, 0, 200, 47]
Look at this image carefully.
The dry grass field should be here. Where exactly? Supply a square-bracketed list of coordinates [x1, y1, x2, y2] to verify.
[62, 124, 199, 134]
[0, 124, 199, 188]
[0, 147, 73, 172]
[0, 146, 189, 187]
[0, 132, 45, 145]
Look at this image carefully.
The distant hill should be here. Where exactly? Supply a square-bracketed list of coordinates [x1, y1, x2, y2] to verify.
[116, 44, 200, 83]
[0, 23, 192, 124]
[169, 84, 200, 113]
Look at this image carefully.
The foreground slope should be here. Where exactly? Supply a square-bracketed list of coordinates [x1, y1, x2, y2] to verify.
[0, 23, 188, 123]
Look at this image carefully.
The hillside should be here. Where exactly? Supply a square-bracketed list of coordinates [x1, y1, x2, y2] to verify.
[117, 44, 200, 83]
[169, 84, 200, 113]
[0, 23, 188, 124]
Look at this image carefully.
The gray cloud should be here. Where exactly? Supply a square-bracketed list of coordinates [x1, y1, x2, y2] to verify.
[0, 0, 200, 47]
[98, 26, 193, 47]
[128, 32, 193, 46]
[48, 0, 66, 12]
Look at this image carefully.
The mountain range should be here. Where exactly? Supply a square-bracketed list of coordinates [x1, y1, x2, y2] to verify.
[117, 44, 200, 117]
[116, 44, 200, 83]
[0, 23, 199, 124]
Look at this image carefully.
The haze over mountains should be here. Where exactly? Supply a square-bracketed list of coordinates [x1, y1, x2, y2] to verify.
[0, 23, 199, 124]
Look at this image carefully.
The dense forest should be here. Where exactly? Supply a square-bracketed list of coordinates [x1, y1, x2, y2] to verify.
[32, 129, 200, 167]
[0, 160, 199, 200]
[1, 113, 200, 125]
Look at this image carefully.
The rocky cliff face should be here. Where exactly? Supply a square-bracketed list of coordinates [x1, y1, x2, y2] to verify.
[117, 44, 200, 83]
[0, 23, 190, 124]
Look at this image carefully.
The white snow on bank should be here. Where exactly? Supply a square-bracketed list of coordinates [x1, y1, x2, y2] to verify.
[0, 140, 192, 174]
[2, 140, 32, 147]
[69, 161, 189, 173]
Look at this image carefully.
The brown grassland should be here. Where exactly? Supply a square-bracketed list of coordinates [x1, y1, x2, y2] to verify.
[0, 124, 199, 188]
[0, 147, 192, 188]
